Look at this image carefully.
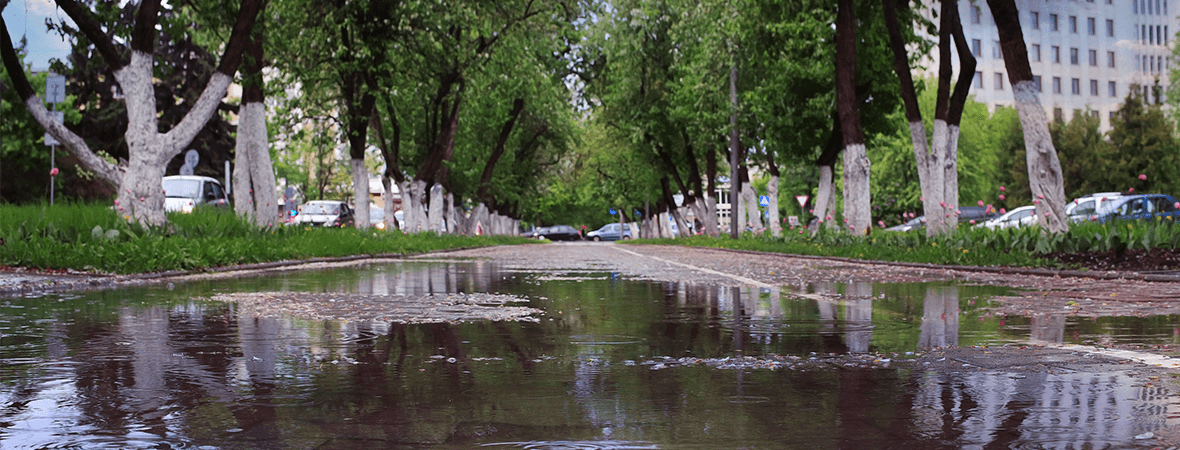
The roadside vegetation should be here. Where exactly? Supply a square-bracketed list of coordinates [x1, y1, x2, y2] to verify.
[0, 204, 530, 275]
[637, 217, 1180, 271]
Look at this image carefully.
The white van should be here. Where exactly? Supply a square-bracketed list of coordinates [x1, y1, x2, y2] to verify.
[162, 176, 230, 213]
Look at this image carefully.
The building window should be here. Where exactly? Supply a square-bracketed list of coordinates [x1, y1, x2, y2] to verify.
[971, 5, 981, 23]
[993, 40, 1002, 59]
[1032, 44, 1042, 61]
[1050, 14, 1059, 31]
[1032, 11, 1040, 29]
[972, 39, 982, 57]
[1143, 25, 1148, 44]
[1135, 0, 1140, 13]
[975, 71, 984, 88]
[1090, 79, 1099, 95]
[1157, 25, 1163, 45]
[1091, 111, 1099, 118]
[1052, 46, 1061, 63]
[1166, 26, 1170, 44]
[1108, 51, 1116, 68]
[1054, 108, 1063, 120]
[1110, 111, 1116, 120]
[1053, 76, 1062, 93]
[1089, 49, 1097, 66]
[1109, 81, 1117, 97]
[1070, 47, 1079, 64]
[1070, 16, 1078, 33]
[1034, 75, 1042, 92]
[995, 72, 1004, 90]
[1072, 78, 1081, 94]
[1107, 19, 1114, 37]
[1087, 17, 1096, 35]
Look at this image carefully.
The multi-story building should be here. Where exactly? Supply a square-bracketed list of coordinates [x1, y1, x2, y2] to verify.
[933, 0, 1176, 130]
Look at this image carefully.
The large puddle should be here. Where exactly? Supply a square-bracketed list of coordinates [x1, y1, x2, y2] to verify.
[2, 260, 1180, 448]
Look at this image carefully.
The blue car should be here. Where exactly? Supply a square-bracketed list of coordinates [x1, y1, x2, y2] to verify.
[1094, 194, 1180, 223]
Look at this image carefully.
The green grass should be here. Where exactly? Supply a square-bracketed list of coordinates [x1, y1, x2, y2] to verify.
[0, 203, 532, 274]
[633, 216, 1180, 270]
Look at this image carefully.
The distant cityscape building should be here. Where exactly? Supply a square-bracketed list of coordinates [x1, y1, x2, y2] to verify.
[924, 0, 1176, 130]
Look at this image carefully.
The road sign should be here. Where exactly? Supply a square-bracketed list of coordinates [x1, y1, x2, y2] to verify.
[609, 208, 617, 215]
[759, 195, 770, 207]
[43, 111, 64, 146]
[45, 75, 65, 104]
[795, 195, 809, 209]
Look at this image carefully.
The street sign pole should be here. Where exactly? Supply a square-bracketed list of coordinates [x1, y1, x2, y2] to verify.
[44, 74, 66, 206]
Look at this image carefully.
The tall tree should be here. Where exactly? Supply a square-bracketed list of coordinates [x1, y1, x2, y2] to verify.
[231, 27, 279, 226]
[884, 0, 974, 235]
[987, 0, 1069, 233]
[836, 0, 870, 234]
[1, 0, 263, 226]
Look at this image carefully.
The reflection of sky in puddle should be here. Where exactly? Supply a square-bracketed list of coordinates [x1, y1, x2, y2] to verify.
[1, 260, 1179, 449]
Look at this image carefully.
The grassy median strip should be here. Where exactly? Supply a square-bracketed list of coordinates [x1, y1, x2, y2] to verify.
[636, 217, 1180, 270]
[0, 203, 531, 274]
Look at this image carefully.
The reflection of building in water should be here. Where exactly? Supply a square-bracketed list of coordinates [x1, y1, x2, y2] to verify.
[912, 370, 1179, 448]
[1030, 314, 1066, 345]
[919, 286, 960, 349]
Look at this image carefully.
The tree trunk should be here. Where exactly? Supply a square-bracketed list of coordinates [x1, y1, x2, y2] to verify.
[836, 0, 870, 235]
[351, 158, 370, 229]
[812, 165, 837, 232]
[382, 177, 398, 231]
[742, 182, 763, 232]
[428, 183, 445, 235]
[767, 175, 781, 237]
[728, 61, 741, 239]
[231, 32, 278, 227]
[988, 0, 1069, 233]
[477, 98, 525, 202]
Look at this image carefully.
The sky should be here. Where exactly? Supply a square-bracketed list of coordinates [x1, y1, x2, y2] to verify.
[3, 0, 74, 71]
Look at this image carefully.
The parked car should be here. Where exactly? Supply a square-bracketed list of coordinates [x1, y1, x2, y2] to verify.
[980, 205, 1037, 230]
[586, 223, 632, 241]
[957, 206, 999, 224]
[1093, 194, 1180, 223]
[292, 200, 354, 227]
[533, 225, 582, 241]
[162, 175, 229, 213]
[884, 216, 924, 232]
[1066, 192, 1123, 222]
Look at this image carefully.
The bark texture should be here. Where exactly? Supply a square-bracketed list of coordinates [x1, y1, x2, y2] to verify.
[988, 0, 1069, 233]
[232, 101, 278, 227]
[351, 158, 370, 230]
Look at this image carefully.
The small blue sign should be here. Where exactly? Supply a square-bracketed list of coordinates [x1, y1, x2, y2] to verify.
[759, 195, 770, 207]
[609, 208, 617, 215]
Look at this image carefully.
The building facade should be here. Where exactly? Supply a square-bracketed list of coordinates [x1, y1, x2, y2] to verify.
[933, 0, 1176, 129]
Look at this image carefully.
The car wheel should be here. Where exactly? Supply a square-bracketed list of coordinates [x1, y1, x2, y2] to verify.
[592, 236, 601, 241]
[622, 235, 631, 240]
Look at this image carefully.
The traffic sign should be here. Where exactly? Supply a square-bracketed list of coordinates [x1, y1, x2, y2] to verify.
[759, 195, 770, 207]
[43, 111, 64, 146]
[45, 75, 65, 104]
[795, 195, 809, 209]
[609, 208, 617, 215]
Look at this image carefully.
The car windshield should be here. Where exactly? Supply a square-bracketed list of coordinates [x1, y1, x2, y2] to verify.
[162, 179, 201, 198]
[303, 203, 340, 215]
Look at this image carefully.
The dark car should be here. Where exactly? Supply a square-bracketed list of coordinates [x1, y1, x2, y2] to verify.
[1094, 194, 1180, 223]
[533, 225, 582, 241]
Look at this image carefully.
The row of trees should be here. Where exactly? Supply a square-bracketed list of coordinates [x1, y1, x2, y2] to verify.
[0, 0, 1115, 239]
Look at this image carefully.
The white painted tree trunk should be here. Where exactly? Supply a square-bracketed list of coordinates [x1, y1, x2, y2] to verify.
[351, 159, 369, 230]
[767, 175, 781, 237]
[231, 101, 278, 227]
[1013, 81, 1069, 232]
[428, 184, 445, 235]
[812, 165, 837, 232]
[842, 143, 872, 235]
[701, 195, 718, 237]
[742, 183, 763, 232]
[735, 186, 746, 233]
[942, 125, 961, 230]
[671, 207, 690, 239]
[925, 120, 951, 234]
[382, 177, 398, 231]
[910, 121, 941, 237]
[444, 193, 458, 235]
[408, 180, 427, 233]
[471, 203, 490, 235]
[398, 180, 414, 232]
